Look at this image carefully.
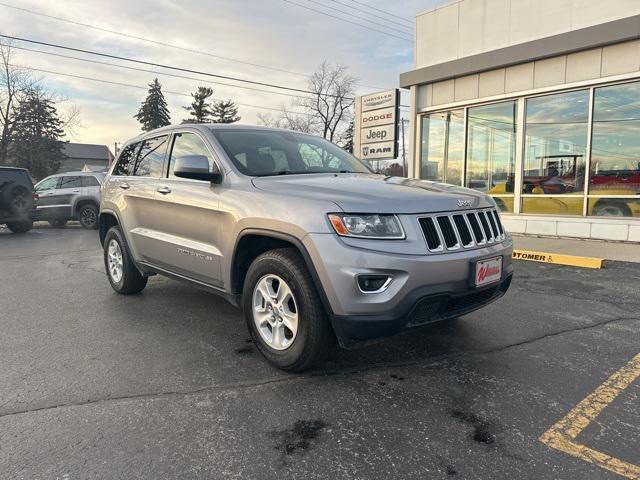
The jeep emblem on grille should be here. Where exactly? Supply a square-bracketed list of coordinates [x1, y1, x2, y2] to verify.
[457, 199, 473, 208]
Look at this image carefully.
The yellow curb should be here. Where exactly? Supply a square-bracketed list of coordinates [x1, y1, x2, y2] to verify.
[540, 353, 640, 479]
[512, 249, 604, 269]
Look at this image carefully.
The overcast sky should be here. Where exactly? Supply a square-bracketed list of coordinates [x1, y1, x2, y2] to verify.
[1, 0, 443, 149]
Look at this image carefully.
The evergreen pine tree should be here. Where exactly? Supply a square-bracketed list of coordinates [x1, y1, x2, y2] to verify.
[211, 100, 241, 124]
[134, 78, 170, 131]
[9, 90, 67, 179]
[342, 120, 354, 153]
[182, 86, 214, 123]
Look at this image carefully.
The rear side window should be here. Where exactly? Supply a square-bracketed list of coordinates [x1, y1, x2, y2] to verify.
[133, 135, 169, 178]
[168, 132, 213, 178]
[81, 176, 101, 187]
[112, 143, 139, 176]
[60, 176, 82, 189]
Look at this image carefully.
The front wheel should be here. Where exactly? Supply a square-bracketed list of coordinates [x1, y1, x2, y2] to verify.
[242, 248, 332, 372]
[103, 226, 147, 294]
[78, 204, 99, 229]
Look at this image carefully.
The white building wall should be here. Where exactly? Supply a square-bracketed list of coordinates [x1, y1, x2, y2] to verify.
[417, 39, 640, 110]
[415, 0, 640, 69]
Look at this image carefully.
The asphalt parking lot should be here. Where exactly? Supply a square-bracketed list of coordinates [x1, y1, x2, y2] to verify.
[1, 226, 638, 479]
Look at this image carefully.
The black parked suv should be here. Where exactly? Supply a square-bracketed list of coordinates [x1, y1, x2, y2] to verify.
[0, 167, 37, 233]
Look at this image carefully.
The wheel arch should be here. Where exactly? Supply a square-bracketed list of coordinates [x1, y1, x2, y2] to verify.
[74, 197, 99, 217]
[98, 209, 120, 245]
[230, 229, 334, 317]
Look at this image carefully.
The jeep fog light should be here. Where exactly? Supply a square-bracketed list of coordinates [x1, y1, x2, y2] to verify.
[357, 275, 392, 293]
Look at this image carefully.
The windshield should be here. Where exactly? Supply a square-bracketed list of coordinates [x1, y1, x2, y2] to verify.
[210, 128, 372, 176]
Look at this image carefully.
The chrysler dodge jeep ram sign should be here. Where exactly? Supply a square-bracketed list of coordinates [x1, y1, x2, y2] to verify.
[355, 89, 399, 161]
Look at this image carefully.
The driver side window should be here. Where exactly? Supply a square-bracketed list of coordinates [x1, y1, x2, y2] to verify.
[36, 177, 60, 191]
[168, 132, 212, 179]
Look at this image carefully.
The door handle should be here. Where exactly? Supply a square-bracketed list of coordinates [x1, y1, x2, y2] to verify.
[157, 186, 172, 195]
[119, 182, 130, 190]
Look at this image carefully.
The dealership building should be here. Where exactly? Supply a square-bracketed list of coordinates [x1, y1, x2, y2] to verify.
[401, 0, 640, 242]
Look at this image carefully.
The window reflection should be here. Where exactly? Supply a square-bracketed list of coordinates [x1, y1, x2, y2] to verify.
[523, 90, 589, 196]
[420, 109, 464, 184]
[466, 101, 517, 194]
[590, 81, 640, 196]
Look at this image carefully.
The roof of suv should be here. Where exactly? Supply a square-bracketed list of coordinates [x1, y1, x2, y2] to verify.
[46, 171, 106, 177]
[0, 166, 29, 172]
[125, 123, 310, 144]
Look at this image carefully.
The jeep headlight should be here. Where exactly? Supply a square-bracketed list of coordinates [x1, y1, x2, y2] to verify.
[328, 214, 405, 239]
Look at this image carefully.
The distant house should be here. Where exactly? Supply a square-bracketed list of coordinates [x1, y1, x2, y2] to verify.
[58, 143, 114, 173]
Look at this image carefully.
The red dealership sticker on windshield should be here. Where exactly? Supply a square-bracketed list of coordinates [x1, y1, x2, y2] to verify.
[475, 257, 502, 287]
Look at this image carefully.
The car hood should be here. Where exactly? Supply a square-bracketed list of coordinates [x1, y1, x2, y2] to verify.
[251, 173, 494, 214]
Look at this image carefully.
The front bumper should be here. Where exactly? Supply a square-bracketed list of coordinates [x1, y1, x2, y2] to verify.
[302, 233, 514, 345]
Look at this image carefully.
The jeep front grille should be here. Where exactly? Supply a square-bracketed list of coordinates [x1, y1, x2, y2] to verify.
[418, 208, 506, 253]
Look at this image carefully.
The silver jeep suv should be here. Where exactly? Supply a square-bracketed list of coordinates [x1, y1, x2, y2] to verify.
[35, 172, 105, 229]
[99, 125, 513, 371]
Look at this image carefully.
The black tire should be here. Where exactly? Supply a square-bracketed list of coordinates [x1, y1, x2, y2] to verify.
[6, 219, 33, 233]
[103, 225, 147, 295]
[242, 248, 332, 372]
[78, 204, 99, 229]
[592, 201, 632, 217]
[48, 219, 68, 228]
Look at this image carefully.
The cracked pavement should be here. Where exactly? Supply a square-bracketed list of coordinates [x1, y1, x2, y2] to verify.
[1, 226, 639, 479]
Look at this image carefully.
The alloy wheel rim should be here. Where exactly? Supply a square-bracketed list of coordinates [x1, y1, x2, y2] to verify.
[252, 274, 298, 350]
[598, 206, 624, 216]
[81, 208, 97, 226]
[107, 239, 123, 283]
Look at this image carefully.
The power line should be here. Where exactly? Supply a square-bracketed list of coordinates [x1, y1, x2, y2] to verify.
[305, 0, 411, 35]
[0, 1, 309, 79]
[0, 1, 385, 91]
[11, 63, 315, 116]
[11, 45, 310, 100]
[347, 0, 413, 25]
[282, 0, 412, 42]
[327, 0, 413, 29]
[0, 33, 355, 99]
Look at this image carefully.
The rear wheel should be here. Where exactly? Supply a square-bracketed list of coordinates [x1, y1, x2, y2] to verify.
[592, 201, 631, 217]
[243, 248, 332, 372]
[6, 219, 33, 233]
[103, 226, 147, 294]
[49, 219, 68, 228]
[78, 204, 99, 229]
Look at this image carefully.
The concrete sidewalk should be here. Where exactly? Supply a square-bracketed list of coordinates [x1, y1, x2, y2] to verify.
[512, 234, 640, 263]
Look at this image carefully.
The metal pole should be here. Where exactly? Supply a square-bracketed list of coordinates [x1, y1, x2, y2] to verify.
[401, 118, 406, 176]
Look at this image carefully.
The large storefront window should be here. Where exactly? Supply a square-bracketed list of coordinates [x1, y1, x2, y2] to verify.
[589, 81, 640, 217]
[465, 101, 517, 212]
[522, 90, 589, 215]
[420, 109, 464, 185]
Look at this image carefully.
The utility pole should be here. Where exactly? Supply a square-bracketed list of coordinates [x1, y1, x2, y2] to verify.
[401, 118, 406, 176]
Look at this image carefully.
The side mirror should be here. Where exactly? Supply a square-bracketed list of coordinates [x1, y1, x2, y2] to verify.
[173, 155, 222, 183]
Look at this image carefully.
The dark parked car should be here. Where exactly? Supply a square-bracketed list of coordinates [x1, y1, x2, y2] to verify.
[34, 172, 105, 229]
[0, 167, 38, 233]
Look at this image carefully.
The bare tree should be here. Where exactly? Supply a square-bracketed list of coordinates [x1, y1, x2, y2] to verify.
[257, 108, 318, 134]
[0, 41, 36, 164]
[297, 61, 357, 142]
[257, 62, 357, 144]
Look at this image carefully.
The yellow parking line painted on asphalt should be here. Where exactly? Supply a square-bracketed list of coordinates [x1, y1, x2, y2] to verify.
[540, 353, 640, 479]
[512, 249, 604, 269]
